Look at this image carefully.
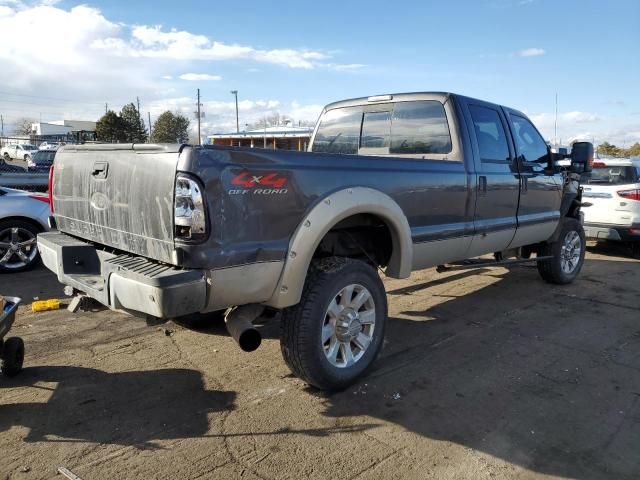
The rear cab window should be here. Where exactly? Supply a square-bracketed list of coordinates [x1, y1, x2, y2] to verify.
[312, 99, 455, 159]
[586, 165, 639, 185]
[468, 105, 511, 162]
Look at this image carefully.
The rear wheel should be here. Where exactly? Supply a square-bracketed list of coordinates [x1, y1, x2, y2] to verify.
[1, 337, 25, 377]
[280, 257, 387, 391]
[537, 218, 586, 284]
[3, 153, 9, 161]
[0, 219, 41, 272]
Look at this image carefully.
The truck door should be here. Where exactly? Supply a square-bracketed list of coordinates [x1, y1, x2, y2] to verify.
[463, 102, 520, 257]
[504, 112, 562, 247]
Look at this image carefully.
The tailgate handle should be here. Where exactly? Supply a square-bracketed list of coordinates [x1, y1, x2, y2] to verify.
[92, 162, 108, 179]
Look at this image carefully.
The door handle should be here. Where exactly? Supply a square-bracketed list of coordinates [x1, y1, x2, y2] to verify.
[478, 176, 487, 196]
[91, 162, 108, 178]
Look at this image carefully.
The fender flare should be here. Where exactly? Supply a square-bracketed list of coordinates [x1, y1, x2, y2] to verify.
[266, 187, 412, 309]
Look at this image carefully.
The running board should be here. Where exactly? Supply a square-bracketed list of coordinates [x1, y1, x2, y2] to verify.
[436, 256, 553, 273]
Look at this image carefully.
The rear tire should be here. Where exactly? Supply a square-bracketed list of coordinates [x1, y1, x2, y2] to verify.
[1, 337, 25, 377]
[0, 219, 42, 273]
[537, 218, 586, 284]
[280, 257, 387, 391]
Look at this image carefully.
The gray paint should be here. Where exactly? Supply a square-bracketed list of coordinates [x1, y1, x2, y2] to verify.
[43, 92, 579, 315]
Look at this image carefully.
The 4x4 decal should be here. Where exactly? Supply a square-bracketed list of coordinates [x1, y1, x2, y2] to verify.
[229, 171, 288, 195]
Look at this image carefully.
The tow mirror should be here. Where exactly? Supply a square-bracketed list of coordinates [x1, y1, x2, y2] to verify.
[570, 142, 594, 173]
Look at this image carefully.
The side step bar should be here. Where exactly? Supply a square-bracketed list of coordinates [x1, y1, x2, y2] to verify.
[436, 256, 553, 273]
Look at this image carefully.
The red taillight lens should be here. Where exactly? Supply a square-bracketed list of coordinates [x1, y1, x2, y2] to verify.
[617, 189, 640, 201]
[48, 164, 54, 213]
[592, 162, 606, 167]
[29, 195, 50, 204]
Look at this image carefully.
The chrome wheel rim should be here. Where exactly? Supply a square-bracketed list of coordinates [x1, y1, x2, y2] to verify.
[560, 230, 582, 274]
[322, 283, 376, 368]
[0, 227, 38, 270]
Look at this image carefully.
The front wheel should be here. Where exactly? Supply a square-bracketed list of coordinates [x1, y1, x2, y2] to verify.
[280, 257, 387, 391]
[537, 218, 586, 284]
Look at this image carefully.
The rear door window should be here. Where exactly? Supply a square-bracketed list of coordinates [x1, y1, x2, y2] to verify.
[468, 105, 510, 162]
[390, 101, 452, 154]
[312, 106, 363, 154]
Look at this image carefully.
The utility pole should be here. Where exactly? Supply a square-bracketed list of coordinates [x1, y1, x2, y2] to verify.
[554, 92, 558, 147]
[231, 90, 239, 133]
[1, 114, 3, 137]
[148, 112, 152, 143]
[197, 89, 202, 145]
[105, 103, 108, 114]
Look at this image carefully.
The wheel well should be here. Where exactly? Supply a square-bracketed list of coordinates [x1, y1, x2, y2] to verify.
[312, 213, 393, 268]
[0, 216, 46, 232]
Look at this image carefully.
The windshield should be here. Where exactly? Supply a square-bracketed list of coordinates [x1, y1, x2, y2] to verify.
[32, 151, 55, 163]
[586, 165, 639, 185]
[22, 145, 37, 151]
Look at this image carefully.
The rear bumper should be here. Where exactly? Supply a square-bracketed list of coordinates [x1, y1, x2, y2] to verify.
[37, 231, 207, 318]
[584, 222, 640, 242]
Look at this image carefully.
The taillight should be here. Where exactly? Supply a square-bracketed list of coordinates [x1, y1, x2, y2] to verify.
[30, 194, 50, 204]
[48, 164, 54, 213]
[617, 189, 640, 201]
[174, 173, 207, 241]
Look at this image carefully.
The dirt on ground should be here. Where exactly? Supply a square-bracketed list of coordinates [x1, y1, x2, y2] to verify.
[1, 243, 639, 480]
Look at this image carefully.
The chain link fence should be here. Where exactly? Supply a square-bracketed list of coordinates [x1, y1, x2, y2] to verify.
[0, 135, 62, 192]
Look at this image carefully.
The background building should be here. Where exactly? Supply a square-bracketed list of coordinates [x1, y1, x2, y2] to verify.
[209, 126, 313, 151]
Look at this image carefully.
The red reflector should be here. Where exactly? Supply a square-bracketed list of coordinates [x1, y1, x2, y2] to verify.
[592, 162, 606, 167]
[48, 164, 54, 213]
[617, 189, 640, 201]
[630, 228, 640, 235]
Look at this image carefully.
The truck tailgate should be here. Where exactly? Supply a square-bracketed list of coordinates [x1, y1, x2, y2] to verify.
[53, 144, 180, 264]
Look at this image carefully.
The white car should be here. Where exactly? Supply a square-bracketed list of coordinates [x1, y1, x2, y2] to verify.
[1, 144, 38, 162]
[0, 187, 51, 272]
[39, 142, 61, 151]
[582, 158, 640, 258]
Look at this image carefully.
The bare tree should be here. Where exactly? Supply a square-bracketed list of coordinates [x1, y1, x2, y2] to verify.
[13, 117, 36, 136]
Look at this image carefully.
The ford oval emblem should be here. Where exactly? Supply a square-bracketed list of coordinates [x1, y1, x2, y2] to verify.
[90, 192, 110, 211]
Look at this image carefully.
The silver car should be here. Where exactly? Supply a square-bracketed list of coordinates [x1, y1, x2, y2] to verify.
[0, 188, 50, 272]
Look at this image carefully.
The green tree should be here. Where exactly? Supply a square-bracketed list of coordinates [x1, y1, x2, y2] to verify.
[121, 103, 148, 143]
[150, 111, 190, 143]
[624, 142, 640, 158]
[596, 141, 622, 157]
[96, 111, 126, 143]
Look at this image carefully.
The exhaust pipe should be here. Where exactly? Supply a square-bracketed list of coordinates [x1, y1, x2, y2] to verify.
[225, 305, 263, 352]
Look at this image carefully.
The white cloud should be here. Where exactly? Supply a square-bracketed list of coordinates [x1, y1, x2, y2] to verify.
[90, 24, 330, 69]
[178, 73, 222, 81]
[518, 47, 546, 57]
[0, 2, 351, 130]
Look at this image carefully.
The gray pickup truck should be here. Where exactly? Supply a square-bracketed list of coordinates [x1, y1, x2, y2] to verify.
[38, 92, 594, 390]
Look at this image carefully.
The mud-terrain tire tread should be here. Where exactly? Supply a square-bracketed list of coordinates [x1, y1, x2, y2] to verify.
[280, 256, 387, 391]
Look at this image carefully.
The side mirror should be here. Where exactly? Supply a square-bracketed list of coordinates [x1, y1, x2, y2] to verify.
[570, 142, 594, 173]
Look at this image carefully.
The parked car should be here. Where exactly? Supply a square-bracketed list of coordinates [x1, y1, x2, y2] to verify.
[582, 157, 640, 257]
[27, 150, 55, 172]
[38, 92, 593, 390]
[39, 142, 61, 151]
[0, 187, 50, 272]
[1, 144, 38, 162]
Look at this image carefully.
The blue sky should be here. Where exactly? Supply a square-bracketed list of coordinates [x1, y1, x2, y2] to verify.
[0, 0, 638, 144]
